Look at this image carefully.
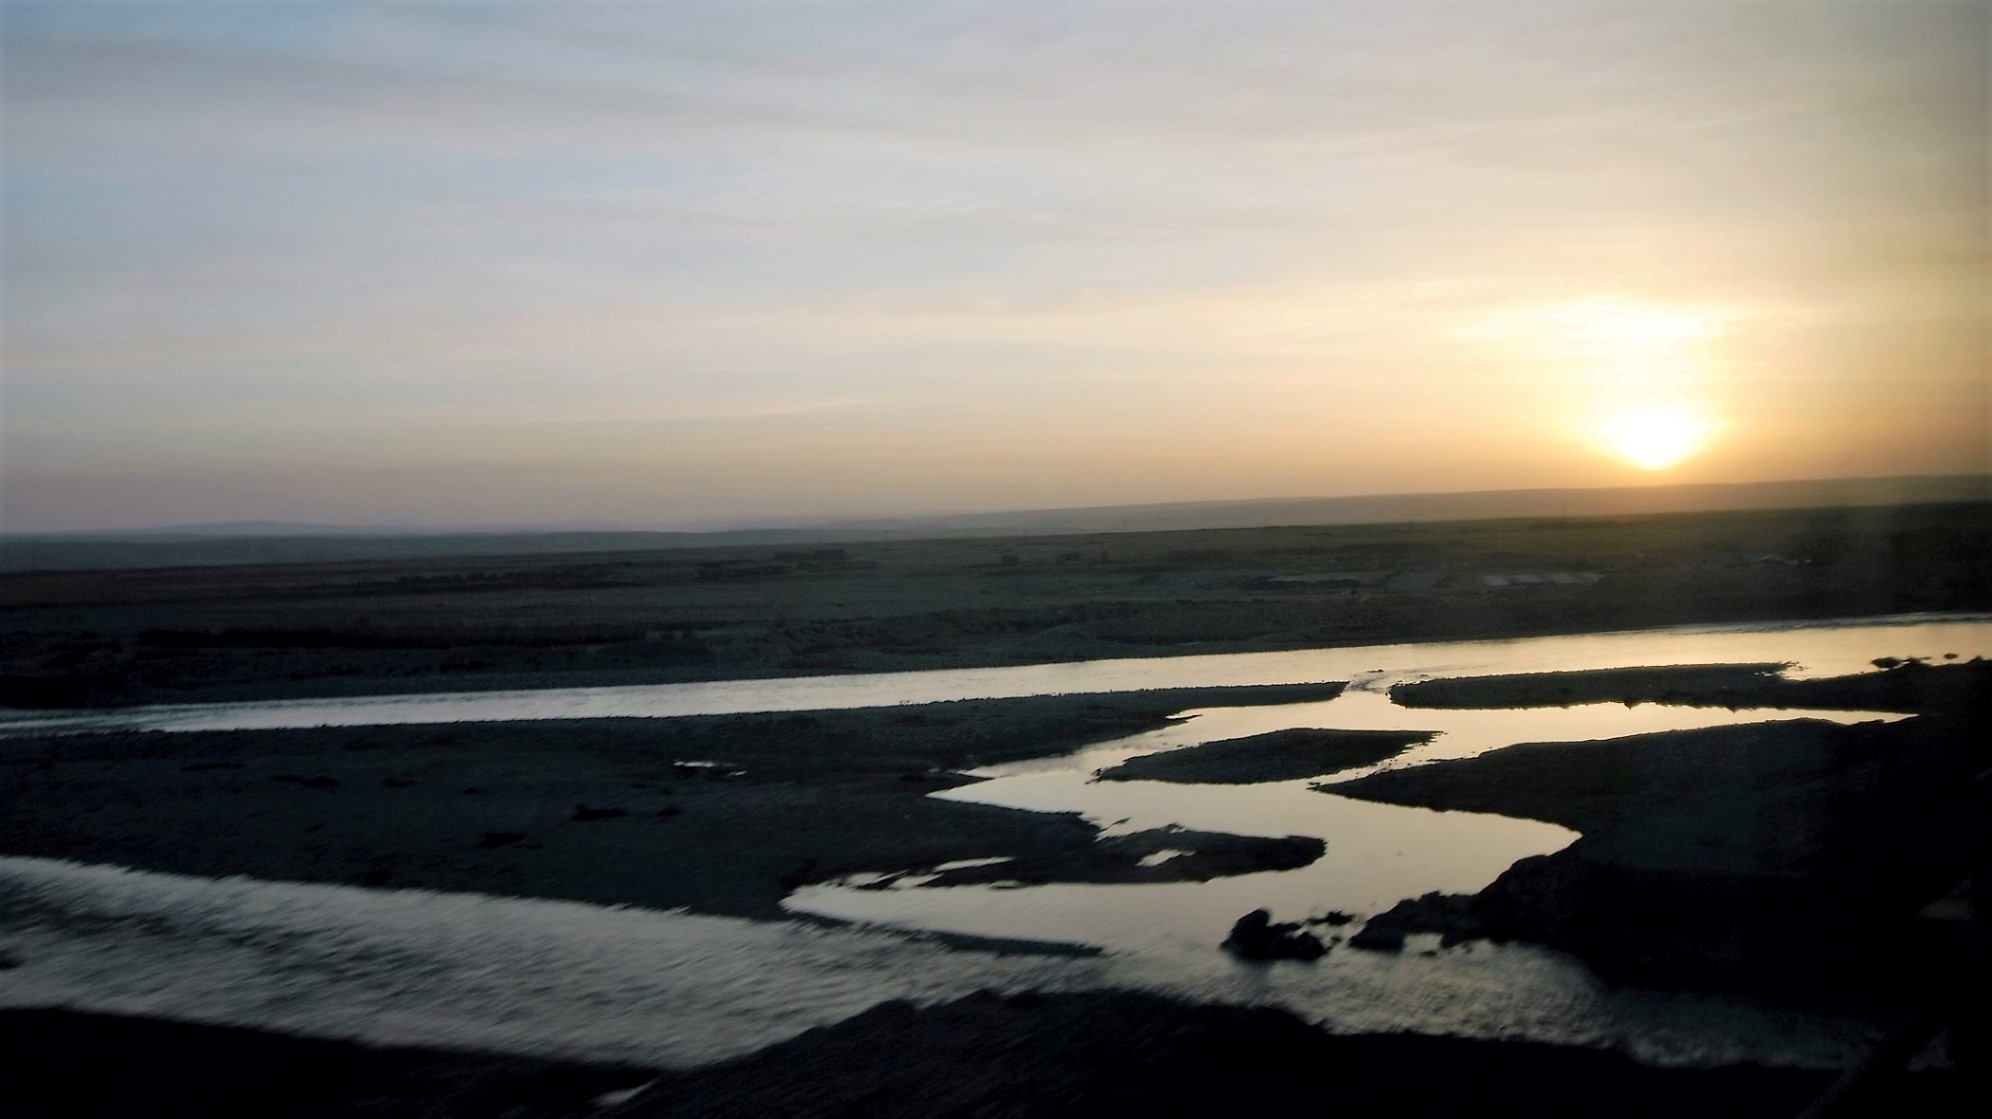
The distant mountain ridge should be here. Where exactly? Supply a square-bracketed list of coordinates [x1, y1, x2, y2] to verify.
[44, 518, 653, 539]
[785, 474, 1990, 536]
[4, 474, 1985, 572]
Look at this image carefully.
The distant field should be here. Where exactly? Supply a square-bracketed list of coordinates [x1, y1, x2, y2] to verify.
[1, 500, 1986, 708]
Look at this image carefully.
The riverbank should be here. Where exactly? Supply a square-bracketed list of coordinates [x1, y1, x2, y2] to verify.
[1333, 662, 1990, 1001]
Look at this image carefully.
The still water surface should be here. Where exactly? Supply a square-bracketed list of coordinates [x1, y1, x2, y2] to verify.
[784, 688, 1904, 954]
[0, 612, 1981, 737]
[3, 614, 1987, 1071]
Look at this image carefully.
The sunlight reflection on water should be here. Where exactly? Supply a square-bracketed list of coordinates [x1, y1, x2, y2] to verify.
[0, 612, 1982, 737]
[781, 663, 1903, 977]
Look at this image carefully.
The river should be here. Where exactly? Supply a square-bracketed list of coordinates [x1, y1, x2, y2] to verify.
[2, 613, 1986, 1071]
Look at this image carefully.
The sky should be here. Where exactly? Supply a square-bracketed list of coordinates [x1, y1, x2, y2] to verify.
[2, 1, 1986, 532]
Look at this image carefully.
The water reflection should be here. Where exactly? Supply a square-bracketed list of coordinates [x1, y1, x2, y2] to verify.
[0, 855, 1878, 1071]
[784, 684, 1902, 953]
[1, 612, 1983, 738]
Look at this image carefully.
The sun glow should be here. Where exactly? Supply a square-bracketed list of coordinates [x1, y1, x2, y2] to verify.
[1598, 406, 1710, 470]
[1540, 303, 1715, 349]
[1471, 300, 1727, 473]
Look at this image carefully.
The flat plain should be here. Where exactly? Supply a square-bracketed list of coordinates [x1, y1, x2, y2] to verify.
[4, 501, 1985, 708]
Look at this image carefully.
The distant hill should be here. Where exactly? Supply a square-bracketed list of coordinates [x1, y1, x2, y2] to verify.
[3, 474, 1984, 572]
[0, 528, 871, 572]
[799, 474, 1990, 536]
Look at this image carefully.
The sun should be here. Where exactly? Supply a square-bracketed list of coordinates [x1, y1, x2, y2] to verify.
[1598, 406, 1709, 470]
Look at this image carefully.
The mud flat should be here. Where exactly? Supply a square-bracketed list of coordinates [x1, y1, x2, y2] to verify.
[1388, 663, 1791, 709]
[904, 828, 1324, 887]
[0, 683, 1341, 924]
[1097, 727, 1431, 784]
[1334, 662, 1990, 999]
[1389, 657, 1987, 712]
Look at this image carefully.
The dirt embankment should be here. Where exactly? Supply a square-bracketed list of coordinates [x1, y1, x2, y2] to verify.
[0, 684, 1342, 924]
[1335, 662, 1991, 999]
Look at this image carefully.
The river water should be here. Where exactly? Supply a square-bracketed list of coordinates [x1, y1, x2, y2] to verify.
[0, 612, 1982, 738]
[2, 614, 1986, 1072]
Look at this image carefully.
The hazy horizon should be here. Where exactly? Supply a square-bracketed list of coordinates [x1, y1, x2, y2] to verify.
[6, 471, 1983, 541]
[5, 1, 1988, 533]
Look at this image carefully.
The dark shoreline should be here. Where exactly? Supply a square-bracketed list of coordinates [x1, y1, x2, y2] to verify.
[1388, 656, 1987, 712]
[6, 607, 1985, 713]
[1099, 726, 1429, 784]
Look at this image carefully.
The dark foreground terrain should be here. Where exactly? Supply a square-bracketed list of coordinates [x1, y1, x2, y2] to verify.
[4, 501, 1988, 1116]
[6, 992, 1966, 1119]
[0, 1008, 654, 1119]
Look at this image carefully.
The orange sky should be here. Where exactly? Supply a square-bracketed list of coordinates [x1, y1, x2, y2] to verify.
[3, 1, 1986, 531]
